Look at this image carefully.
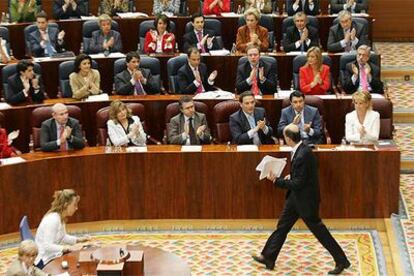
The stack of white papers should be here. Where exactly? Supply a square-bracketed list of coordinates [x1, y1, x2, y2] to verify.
[209, 49, 231, 56]
[126, 146, 148, 152]
[0, 102, 11, 110]
[181, 145, 202, 152]
[193, 91, 235, 100]
[0, 157, 26, 166]
[117, 12, 148, 18]
[220, 12, 240, 17]
[256, 155, 287, 180]
[80, 16, 97, 20]
[237, 145, 258, 152]
[85, 93, 109, 102]
[276, 90, 293, 99]
[89, 52, 126, 59]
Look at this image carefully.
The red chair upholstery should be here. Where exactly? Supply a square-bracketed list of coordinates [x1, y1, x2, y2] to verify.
[212, 100, 241, 144]
[96, 103, 159, 146]
[372, 99, 393, 139]
[31, 106, 82, 151]
[164, 101, 209, 144]
[281, 96, 331, 144]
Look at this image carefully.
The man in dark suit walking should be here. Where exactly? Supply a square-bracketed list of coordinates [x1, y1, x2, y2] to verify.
[183, 13, 220, 53]
[236, 44, 277, 95]
[177, 47, 218, 94]
[229, 91, 273, 145]
[40, 103, 85, 152]
[115, 51, 161, 95]
[252, 123, 350, 274]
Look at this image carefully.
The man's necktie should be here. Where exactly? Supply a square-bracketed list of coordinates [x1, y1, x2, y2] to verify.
[188, 118, 197, 145]
[197, 31, 206, 53]
[300, 30, 305, 53]
[195, 68, 203, 94]
[59, 125, 67, 151]
[251, 67, 260, 96]
[45, 40, 56, 57]
[360, 64, 369, 91]
[134, 80, 145, 95]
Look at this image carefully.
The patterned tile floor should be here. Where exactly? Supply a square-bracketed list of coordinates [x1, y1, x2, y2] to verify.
[374, 42, 414, 69]
[386, 80, 414, 111]
[0, 231, 384, 275]
[394, 124, 414, 160]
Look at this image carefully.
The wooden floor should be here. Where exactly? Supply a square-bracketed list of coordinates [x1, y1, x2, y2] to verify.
[0, 219, 402, 275]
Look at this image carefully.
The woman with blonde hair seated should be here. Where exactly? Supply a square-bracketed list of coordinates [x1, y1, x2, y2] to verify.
[107, 100, 147, 146]
[6, 240, 47, 276]
[299, 46, 330, 95]
[345, 91, 380, 144]
[236, 8, 269, 53]
[35, 189, 89, 268]
[69, 54, 101, 100]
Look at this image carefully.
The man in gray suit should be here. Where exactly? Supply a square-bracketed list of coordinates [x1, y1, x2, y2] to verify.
[28, 11, 66, 57]
[115, 51, 161, 95]
[229, 91, 274, 145]
[89, 14, 122, 54]
[327, 10, 369, 53]
[167, 95, 211, 145]
[278, 91, 323, 145]
[40, 103, 85, 152]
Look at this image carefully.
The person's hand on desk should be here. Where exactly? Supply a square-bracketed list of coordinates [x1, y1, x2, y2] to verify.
[304, 122, 312, 133]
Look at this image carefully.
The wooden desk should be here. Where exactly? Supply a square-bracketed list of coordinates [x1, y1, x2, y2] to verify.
[0, 95, 391, 152]
[43, 245, 191, 276]
[0, 145, 400, 235]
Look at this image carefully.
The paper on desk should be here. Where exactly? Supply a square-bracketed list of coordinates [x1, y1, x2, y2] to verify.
[54, 273, 70, 276]
[237, 145, 258, 152]
[126, 146, 148, 152]
[89, 52, 126, 59]
[221, 12, 240, 17]
[277, 90, 293, 99]
[285, 51, 306, 56]
[0, 157, 26, 165]
[0, 102, 11, 110]
[85, 93, 109, 102]
[256, 155, 287, 180]
[181, 145, 202, 152]
[117, 12, 149, 18]
[209, 49, 231, 56]
[81, 15, 98, 20]
[193, 91, 235, 100]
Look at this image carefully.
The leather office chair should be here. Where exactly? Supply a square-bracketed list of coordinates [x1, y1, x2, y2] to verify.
[281, 95, 331, 143]
[82, 20, 119, 54]
[166, 55, 188, 94]
[184, 19, 224, 49]
[236, 56, 278, 94]
[292, 54, 333, 92]
[0, 26, 11, 54]
[31, 105, 82, 151]
[23, 23, 59, 57]
[0, 111, 4, 128]
[96, 103, 160, 146]
[138, 20, 176, 54]
[19, 216, 34, 241]
[2, 62, 43, 103]
[339, 53, 380, 93]
[212, 100, 241, 143]
[113, 57, 162, 93]
[164, 101, 209, 144]
[58, 60, 99, 98]
[238, 15, 275, 50]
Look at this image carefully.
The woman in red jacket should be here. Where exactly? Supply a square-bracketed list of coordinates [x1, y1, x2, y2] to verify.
[0, 127, 18, 158]
[203, 0, 230, 16]
[299, 46, 330, 95]
[144, 14, 175, 54]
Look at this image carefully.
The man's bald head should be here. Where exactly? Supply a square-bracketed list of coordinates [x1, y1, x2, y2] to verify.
[283, 124, 301, 145]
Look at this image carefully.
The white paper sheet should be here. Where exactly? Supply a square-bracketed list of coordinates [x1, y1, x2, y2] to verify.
[0, 102, 11, 110]
[85, 93, 109, 102]
[193, 91, 235, 100]
[209, 49, 231, 56]
[181, 145, 202, 152]
[0, 157, 26, 166]
[256, 155, 287, 180]
[236, 145, 258, 152]
[126, 146, 148, 152]
[117, 12, 149, 18]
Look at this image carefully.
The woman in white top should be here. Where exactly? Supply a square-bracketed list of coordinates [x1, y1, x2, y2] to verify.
[35, 189, 89, 268]
[345, 91, 380, 144]
[107, 100, 147, 146]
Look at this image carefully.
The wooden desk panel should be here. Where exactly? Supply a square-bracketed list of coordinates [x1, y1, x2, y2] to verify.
[0, 145, 400, 235]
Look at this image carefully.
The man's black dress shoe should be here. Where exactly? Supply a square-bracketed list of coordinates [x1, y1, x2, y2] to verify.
[252, 254, 275, 270]
[328, 260, 351, 274]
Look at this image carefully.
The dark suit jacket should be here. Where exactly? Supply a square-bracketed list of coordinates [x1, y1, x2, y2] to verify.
[6, 73, 45, 104]
[89, 30, 122, 54]
[115, 68, 160, 95]
[287, 0, 320, 16]
[327, 21, 369, 53]
[28, 26, 65, 57]
[183, 28, 220, 53]
[278, 105, 323, 145]
[343, 61, 384, 94]
[177, 62, 214, 94]
[229, 107, 274, 145]
[40, 117, 85, 152]
[53, 0, 88, 19]
[275, 143, 320, 218]
[330, 0, 368, 14]
[283, 25, 319, 52]
[167, 112, 212, 145]
[236, 59, 277, 94]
